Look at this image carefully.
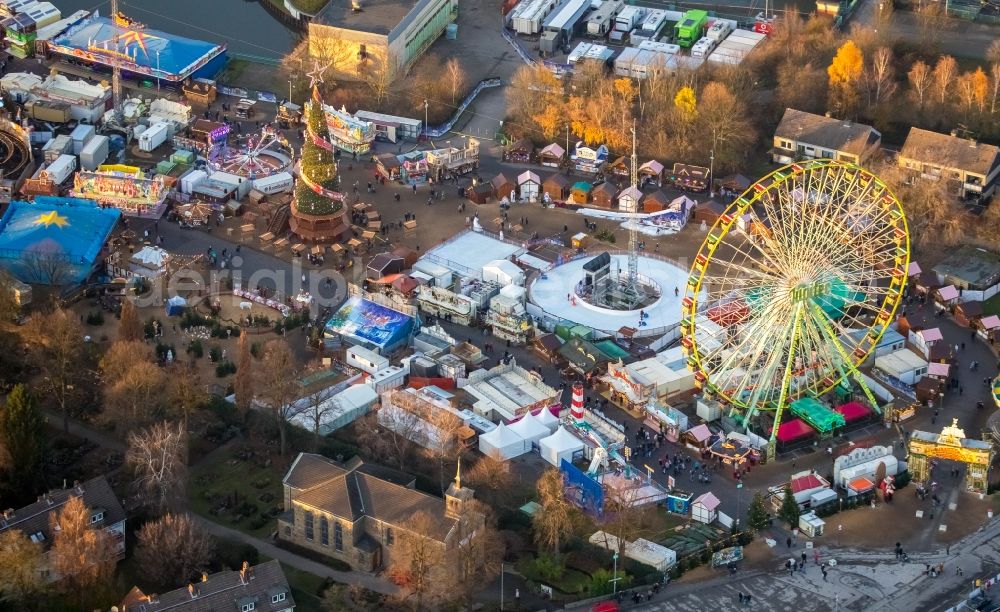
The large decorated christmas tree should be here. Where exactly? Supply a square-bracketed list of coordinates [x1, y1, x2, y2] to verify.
[293, 87, 341, 216]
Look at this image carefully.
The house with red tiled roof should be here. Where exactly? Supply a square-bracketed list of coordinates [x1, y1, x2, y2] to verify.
[278, 453, 483, 572]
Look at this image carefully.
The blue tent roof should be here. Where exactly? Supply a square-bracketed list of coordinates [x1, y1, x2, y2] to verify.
[0, 197, 120, 285]
[50, 15, 226, 81]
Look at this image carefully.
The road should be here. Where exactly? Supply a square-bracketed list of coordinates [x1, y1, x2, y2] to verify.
[192, 515, 401, 596]
[851, 0, 1000, 60]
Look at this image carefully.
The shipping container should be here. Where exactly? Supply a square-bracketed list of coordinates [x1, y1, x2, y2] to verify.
[252, 171, 294, 195]
[24, 99, 69, 122]
[79, 134, 109, 171]
[138, 122, 170, 152]
[40, 153, 75, 185]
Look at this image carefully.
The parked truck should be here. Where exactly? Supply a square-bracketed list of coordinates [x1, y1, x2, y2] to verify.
[586, 0, 623, 37]
[138, 122, 170, 152]
[674, 9, 709, 48]
[609, 5, 645, 43]
[24, 100, 70, 123]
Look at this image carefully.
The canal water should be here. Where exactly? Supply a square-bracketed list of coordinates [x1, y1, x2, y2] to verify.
[51, 0, 300, 61]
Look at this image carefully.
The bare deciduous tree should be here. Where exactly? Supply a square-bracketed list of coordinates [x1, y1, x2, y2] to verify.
[600, 486, 650, 557]
[21, 245, 72, 285]
[361, 53, 399, 109]
[49, 496, 117, 596]
[117, 298, 142, 342]
[127, 420, 188, 512]
[166, 362, 208, 427]
[931, 55, 958, 106]
[233, 332, 254, 415]
[865, 47, 897, 111]
[257, 339, 302, 456]
[907, 60, 933, 109]
[424, 408, 469, 494]
[465, 449, 515, 508]
[134, 513, 214, 588]
[445, 58, 466, 104]
[300, 384, 338, 452]
[532, 468, 576, 560]
[102, 343, 168, 432]
[359, 405, 419, 470]
[389, 511, 453, 610]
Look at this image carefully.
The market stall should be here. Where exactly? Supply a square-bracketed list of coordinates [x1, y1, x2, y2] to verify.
[682, 423, 713, 450]
[505, 138, 534, 163]
[591, 181, 618, 208]
[608, 156, 629, 177]
[638, 159, 664, 187]
[618, 186, 643, 213]
[572, 142, 608, 173]
[543, 173, 570, 202]
[691, 492, 720, 524]
[642, 190, 670, 213]
[709, 437, 757, 468]
[517, 171, 541, 201]
[571, 181, 592, 204]
[666, 490, 693, 514]
[492, 173, 516, 201]
[538, 143, 565, 167]
[669, 163, 709, 192]
[833, 402, 874, 428]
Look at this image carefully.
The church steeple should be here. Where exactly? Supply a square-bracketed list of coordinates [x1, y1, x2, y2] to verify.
[445, 459, 474, 519]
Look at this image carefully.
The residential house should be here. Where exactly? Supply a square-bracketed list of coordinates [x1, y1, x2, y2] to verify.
[278, 453, 484, 572]
[0, 476, 126, 583]
[898, 127, 1000, 199]
[121, 560, 294, 612]
[771, 108, 881, 165]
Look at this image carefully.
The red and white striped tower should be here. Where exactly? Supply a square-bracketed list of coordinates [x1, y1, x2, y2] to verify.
[570, 382, 585, 423]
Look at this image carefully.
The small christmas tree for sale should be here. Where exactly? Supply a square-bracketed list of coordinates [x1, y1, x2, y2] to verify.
[293, 86, 341, 216]
[778, 485, 801, 528]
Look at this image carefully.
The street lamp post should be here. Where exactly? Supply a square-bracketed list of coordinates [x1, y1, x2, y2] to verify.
[500, 562, 505, 610]
[424, 99, 429, 138]
[611, 551, 621, 595]
[288, 80, 293, 105]
[709, 147, 715, 198]
[736, 480, 744, 528]
[155, 50, 160, 91]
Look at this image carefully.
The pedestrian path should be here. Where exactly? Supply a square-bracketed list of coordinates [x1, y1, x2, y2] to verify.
[192, 515, 400, 596]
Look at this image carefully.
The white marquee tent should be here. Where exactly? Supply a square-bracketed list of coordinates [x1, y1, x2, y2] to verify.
[535, 408, 560, 433]
[478, 422, 528, 459]
[508, 411, 551, 449]
[539, 425, 585, 466]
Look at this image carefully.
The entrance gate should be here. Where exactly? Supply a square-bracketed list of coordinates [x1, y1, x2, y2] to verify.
[908, 419, 993, 493]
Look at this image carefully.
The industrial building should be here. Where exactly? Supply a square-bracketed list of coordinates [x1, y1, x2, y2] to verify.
[309, 0, 457, 79]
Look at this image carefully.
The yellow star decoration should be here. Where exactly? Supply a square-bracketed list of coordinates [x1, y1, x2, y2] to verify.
[33, 211, 70, 228]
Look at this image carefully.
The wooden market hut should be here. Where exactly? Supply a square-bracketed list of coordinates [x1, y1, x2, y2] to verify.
[643, 190, 671, 213]
[505, 138, 534, 163]
[638, 159, 665, 187]
[538, 143, 565, 167]
[367, 252, 406, 280]
[533, 333, 564, 364]
[693, 200, 728, 224]
[913, 270, 942, 296]
[671, 163, 709, 192]
[571, 181, 592, 204]
[607, 156, 630, 178]
[518, 170, 542, 201]
[375, 153, 402, 181]
[492, 173, 516, 201]
[618, 185, 643, 212]
[467, 182, 494, 204]
[543, 173, 571, 202]
[719, 173, 751, 194]
[391, 245, 419, 268]
[954, 300, 984, 327]
[591, 182, 618, 208]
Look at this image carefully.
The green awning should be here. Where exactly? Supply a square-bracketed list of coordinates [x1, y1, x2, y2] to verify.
[790, 397, 845, 433]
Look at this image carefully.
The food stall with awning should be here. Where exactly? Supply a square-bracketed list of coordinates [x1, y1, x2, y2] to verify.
[709, 436, 757, 467]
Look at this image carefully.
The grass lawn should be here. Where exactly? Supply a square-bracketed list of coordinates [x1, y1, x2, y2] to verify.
[288, 0, 330, 13]
[280, 564, 328, 612]
[982, 292, 1000, 317]
[188, 447, 286, 538]
[514, 557, 592, 596]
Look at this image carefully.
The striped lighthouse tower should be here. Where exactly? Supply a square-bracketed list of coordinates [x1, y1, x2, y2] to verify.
[570, 382, 585, 423]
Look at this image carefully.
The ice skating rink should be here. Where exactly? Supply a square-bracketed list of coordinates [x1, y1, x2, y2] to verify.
[528, 253, 692, 333]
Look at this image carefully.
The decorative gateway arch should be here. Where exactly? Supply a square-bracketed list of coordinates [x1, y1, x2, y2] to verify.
[908, 419, 993, 493]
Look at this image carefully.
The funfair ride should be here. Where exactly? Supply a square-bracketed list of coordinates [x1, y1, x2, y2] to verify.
[208, 125, 292, 178]
[681, 160, 909, 457]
